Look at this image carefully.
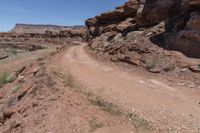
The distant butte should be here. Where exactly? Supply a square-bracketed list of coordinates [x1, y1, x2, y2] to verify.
[11, 23, 84, 34]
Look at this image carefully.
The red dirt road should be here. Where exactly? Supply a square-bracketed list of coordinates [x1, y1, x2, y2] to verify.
[58, 44, 200, 132]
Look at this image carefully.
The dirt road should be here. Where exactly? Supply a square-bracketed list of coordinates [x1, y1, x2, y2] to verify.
[58, 44, 200, 132]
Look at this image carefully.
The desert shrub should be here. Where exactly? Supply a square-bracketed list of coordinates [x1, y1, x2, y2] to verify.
[126, 112, 150, 130]
[89, 96, 122, 115]
[11, 86, 20, 93]
[49, 52, 56, 56]
[89, 117, 103, 131]
[62, 73, 75, 88]
[11, 50, 18, 55]
[0, 72, 13, 88]
[146, 59, 157, 70]
[164, 63, 176, 72]
[36, 57, 45, 62]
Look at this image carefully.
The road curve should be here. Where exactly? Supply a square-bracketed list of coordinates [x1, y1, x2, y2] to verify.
[59, 44, 200, 132]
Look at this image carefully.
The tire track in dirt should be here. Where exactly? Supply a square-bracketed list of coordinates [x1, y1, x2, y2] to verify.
[59, 44, 200, 132]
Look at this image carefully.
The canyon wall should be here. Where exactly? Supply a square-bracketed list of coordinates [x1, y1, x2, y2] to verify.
[85, 0, 200, 58]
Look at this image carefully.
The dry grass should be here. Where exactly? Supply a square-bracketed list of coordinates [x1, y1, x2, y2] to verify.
[88, 95, 122, 116]
[62, 73, 76, 88]
[0, 72, 14, 88]
[62, 71, 151, 131]
[88, 95, 151, 130]
[126, 112, 150, 130]
[89, 117, 103, 132]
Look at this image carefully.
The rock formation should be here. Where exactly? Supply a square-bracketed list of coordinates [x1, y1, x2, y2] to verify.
[86, 0, 200, 59]
[85, 0, 200, 73]
[3, 24, 87, 40]
[11, 24, 85, 34]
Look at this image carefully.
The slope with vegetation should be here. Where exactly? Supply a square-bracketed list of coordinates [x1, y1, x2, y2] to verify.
[85, 0, 200, 85]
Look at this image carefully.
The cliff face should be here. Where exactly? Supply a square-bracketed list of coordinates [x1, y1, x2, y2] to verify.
[11, 24, 84, 34]
[85, 0, 200, 58]
[85, 0, 200, 74]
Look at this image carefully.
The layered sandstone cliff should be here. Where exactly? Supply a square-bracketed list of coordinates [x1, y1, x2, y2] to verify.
[85, 0, 200, 74]
[86, 0, 200, 58]
[11, 24, 84, 34]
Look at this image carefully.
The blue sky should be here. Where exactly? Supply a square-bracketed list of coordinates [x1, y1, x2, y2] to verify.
[0, 0, 126, 31]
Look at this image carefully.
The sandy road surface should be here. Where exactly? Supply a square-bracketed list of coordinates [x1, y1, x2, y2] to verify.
[58, 44, 200, 132]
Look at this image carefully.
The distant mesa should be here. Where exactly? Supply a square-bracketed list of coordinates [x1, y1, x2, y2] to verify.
[11, 23, 84, 34]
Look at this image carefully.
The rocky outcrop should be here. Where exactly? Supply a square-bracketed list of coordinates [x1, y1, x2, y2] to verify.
[137, 0, 183, 26]
[124, 0, 139, 18]
[166, 12, 200, 58]
[137, 0, 200, 58]
[59, 27, 87, 38]
[86, 0, 200, 58]
[85, 0, 140, 38]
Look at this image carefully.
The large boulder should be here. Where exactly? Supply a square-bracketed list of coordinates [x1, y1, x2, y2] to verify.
[116, 18, 136, 32]
[85, 0, 138, 38]
[85, 18, 97, 27]
[136, 0, 182, 26]
[166, 12, 200, 58]
[95, 9, 124, 24]
[148, 0, 182, 22]
[136, 0, 157, 26]
[59, 28, 86, 38]
[186, 12, 200, 30]
[124, 0, 139, 17]
[166, 31, 200, 58]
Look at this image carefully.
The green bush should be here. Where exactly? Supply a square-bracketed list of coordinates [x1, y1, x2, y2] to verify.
[198, 64, 200, 69]
[0, 72, 13, 88]
[11, 50, 18, 55]
[164, 63, 176, 72]
[146, 59, 157, 70]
